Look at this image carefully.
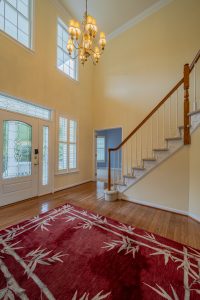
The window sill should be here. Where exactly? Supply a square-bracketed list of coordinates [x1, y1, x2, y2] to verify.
[0, 30, 34, 55]
[56, 67, 80, 84]
[55, 169, 80, 176]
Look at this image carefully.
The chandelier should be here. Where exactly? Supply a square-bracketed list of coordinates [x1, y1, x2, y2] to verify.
[67, 0, 106, 65]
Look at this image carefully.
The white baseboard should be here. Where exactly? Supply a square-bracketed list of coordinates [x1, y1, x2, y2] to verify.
[121, 195, 188, 216]
[54, 179, 92, 193]
[188, 212, 200, 223]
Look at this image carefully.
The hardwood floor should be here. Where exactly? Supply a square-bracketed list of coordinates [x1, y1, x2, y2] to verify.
[0, 181, 200, 249]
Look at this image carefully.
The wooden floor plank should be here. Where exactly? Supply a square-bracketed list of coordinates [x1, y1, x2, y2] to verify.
[0, 181, 200, 249]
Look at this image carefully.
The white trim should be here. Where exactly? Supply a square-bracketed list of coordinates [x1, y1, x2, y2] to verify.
[54, 179, 92, 192]
[108, 0, 173, 41]
[121, 194, 189, 216]
[188, 212, 200, 223]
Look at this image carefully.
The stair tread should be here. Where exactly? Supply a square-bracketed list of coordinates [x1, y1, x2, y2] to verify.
[188, 109, 200, 116]
[133, 167, 145, 170]
[165, 137, 182, 141]
[178, 125, 191, 129]
[153, 148, 169, 151]
[123, 175, 135, 179]
[142, 158, 156, 161]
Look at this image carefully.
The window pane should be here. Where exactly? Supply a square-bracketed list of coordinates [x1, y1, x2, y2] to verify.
[97, 137, 105, 162]
[59, 117, 67, 142]
[57, 47, 64, 71]
[5, 19, 17, 38]
[42, 126, 49, 185]
[0, 94, 51, 120]
[0, 1, 4, 30]
[57, 19, 78, 80]
[17, 0, 29, 18]
[69, 144, 76, 169]
[6, 0, 17, 8]
[1, 0, 31, 48]
[3, 121, 32, 178]
[58, 143, 67, 170]
[5, 3, 17, 25]
[18, 14, 29, 34]
[69, 120, 77, 143]
[18, 29, 29, 47]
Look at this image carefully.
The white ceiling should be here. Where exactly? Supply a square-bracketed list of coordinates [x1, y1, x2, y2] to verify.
[59, 0, 166, 37]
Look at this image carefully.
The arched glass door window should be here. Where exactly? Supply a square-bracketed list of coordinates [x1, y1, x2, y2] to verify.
[3, 120, 32, 179]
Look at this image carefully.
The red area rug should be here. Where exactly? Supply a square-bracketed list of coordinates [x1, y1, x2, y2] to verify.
[0, 204, 200, 299]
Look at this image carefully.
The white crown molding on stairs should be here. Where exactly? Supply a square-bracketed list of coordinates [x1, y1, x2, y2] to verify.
[107, 0, 173, 41]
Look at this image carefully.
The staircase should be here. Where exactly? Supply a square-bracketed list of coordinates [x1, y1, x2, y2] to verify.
[105, 50, 200, 200]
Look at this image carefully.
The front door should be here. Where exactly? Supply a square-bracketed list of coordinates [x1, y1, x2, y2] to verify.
[0, 111, 52, 206]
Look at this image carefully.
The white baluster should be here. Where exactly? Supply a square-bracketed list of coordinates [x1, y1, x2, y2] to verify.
[163, 104, 165, 147]
[151, 117, 153, 157]
[157, 110, 159, 148]
[126, 143, 128, 175]
[193, 64, 197, 111]
[169, 97, 171, 137]
[176, 89, 178, 129]
[136, 132, 138, 167]
[140, 128, 142, 167]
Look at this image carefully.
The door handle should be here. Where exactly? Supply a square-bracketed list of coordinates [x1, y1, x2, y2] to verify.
[34, 149, 39, 166]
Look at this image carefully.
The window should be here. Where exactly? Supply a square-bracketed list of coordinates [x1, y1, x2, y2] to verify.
[0, 93, 52, 120]
[57, 19, 78, 81]
[42, 126, 49, 186]
[58, 116, 78, 173]
[97, 136, 105, 162]
[3, 120, 32, 179]
[0, 0, 32, 49]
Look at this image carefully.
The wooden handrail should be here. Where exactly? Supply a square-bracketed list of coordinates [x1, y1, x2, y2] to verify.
[190, 49, 200, 71]
[107, 49, 200, 191]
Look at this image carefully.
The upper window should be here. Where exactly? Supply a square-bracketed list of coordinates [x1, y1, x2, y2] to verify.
[97, 136, 106, 162]
[57, 19, 78, 81]
[0, 93, 52, 120]
[0, 0, 32, 49]
[57, 115, 78, 173]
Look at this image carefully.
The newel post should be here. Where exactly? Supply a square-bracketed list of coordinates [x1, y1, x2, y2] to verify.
[183, 63, 191, 145]
[108, 149, 111, 191]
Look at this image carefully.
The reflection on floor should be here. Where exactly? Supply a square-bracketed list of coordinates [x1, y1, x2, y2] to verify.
[0, 181, 200, 249]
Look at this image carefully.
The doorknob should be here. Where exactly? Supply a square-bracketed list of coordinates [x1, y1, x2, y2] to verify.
[34, 149, 39, 165]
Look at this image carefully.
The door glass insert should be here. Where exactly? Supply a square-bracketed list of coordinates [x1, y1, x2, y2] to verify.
[3, 121, 32, 179]
[42, 126, 49, 185]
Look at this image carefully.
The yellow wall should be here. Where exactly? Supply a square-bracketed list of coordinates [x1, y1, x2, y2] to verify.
[0, 0, 94, 190]
[189, 127, 200, 220]
[123, 147, 190, 213]
[93, 0, 200, 136]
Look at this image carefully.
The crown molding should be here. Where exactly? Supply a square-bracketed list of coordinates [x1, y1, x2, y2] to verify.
[107, 0, 173, 41]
